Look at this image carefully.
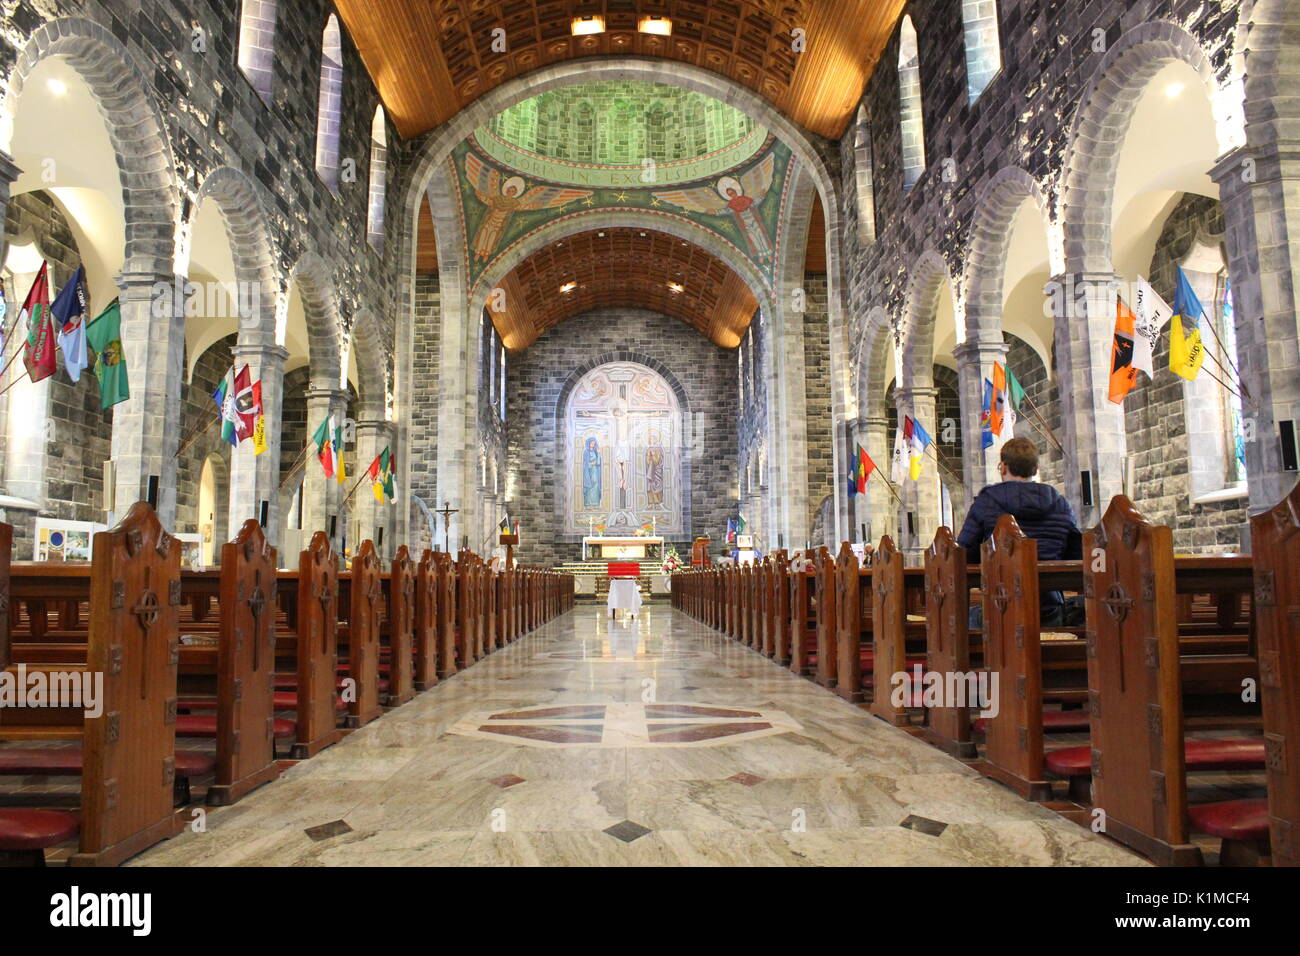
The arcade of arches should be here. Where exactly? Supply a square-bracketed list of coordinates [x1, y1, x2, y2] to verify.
[0, 0, 1297, 872]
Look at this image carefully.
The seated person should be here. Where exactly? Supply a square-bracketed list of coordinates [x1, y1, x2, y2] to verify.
[957, 438, 1083, 626]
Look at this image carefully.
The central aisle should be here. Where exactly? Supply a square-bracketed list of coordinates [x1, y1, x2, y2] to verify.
[132, 606, 1142, 866]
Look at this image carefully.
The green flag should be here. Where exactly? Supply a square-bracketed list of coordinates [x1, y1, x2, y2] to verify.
[1006, 366, 1026, 412]
[84, 300, 129, 409]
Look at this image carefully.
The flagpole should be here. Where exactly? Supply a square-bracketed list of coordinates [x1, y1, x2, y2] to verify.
[1015, 392, 1066, 456]
[172, 407, 223, 459]
[341, 469, 371, 508]
[0, 367, 30, 400]
[278, 443, 313, 491]
[1190, 291, 1251, 402]
[873, 470, 905, 507]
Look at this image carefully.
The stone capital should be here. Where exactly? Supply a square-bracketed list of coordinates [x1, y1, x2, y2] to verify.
[0, 150, 22, 189]
[231, 342, 289, 366]
[952, 339, 1008, 365]
[305, 386, 348, 406]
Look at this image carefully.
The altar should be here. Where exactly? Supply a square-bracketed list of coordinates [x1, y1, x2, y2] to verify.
[582, 536, 664, 561]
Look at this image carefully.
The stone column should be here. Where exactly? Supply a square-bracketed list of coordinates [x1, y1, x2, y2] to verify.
[894, 386, 941, 558]
[110, 271, 186, 528]
[1047, 272, 1125, 529]
[303, 386, 348, 550]
[855, 415, 893, 546]
[953, 336, 1008, 502]
[227, 340, 288, 548]
[0, 151, 21, 268]
[352, 418, 396, 560]
[1212, 146, 1300, 519]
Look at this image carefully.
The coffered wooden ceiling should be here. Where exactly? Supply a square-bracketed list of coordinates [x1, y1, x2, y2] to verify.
[489, 227, 759, 348]
[334, 0, 907, 140]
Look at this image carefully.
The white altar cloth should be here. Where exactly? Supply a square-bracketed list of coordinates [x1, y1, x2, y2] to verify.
[607, 579, 643, 616]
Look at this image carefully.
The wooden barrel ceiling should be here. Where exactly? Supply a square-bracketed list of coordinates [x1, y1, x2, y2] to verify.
[334, 0, 907, 139]
[487, 227, 759, 349]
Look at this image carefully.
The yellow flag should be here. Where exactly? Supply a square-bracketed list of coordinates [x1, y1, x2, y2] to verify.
[252, 414, 267, 456]
[1168, 313, 1205, 382]
[372, 480, 385, 504]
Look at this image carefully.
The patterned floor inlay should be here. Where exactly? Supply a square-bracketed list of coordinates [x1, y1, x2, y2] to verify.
[126, 605, 1147, 867]
[449, 701, 802, 748]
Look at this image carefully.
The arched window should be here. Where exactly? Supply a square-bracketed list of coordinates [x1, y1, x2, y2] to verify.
[897, 16, 926, 190]
[315, 15, 344, 193]
[853, 105, 877, 244]
[367, 107, 387, 251]
[961, 0, 1002, 103]
[237, 0, 277, 104]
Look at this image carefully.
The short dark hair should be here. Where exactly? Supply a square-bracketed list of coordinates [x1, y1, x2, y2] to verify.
[1001, 438, 1039, 478]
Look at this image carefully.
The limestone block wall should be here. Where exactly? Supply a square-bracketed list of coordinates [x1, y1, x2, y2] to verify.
[505, 308, 738, 568]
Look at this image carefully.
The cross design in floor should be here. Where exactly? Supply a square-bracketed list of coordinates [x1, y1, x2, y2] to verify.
[448, 701, 803, 748]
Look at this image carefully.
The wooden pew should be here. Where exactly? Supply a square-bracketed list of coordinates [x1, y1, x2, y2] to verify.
[788, 555, 819, 677]
[338, 540, 383, 729]
[456, 550, 478, 667]
[1, 503, 196, 866]
[771, 556, 793, 665]
[813, 549, 838, 688]
[276, 531, 347, 759]
[919, 527, 976, 757]
[381, 546, 416, 708]
[1048, 496, 1263, 865]
[834, 541, 869, 703]
[433, 551, 457, 678]
[412, 549, 440, 692]
[174, 519, 284, 806]
[868, 536, 930, 726]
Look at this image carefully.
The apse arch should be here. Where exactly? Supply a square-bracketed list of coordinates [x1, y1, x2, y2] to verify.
[347, 306, 389, 420]
[1, 16, 178, 274]
[899, 248, 959, 392]
[853, 306, 896, 422]
[553, 351, 691, 538]
[467, 210, 773, 327]
[1059, 21, 1239, 275]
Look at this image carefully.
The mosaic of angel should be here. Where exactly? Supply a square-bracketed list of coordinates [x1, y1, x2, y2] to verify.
[464, 152, 593, 261]
[652, 153, 775, 261]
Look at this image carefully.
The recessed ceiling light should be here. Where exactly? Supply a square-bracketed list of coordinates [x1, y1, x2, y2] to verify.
[572, 16, 605, 36]
[46, 78, 67, 97]
[1165, 81, 1185, 99]
[667, 282, 683, 294]
[560, 281, 577, 293]
[638, 16, 673, 36]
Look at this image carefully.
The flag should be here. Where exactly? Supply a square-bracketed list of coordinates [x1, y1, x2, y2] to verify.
[0, 279, 8, 343]
[736, 513, 747, 534]
[990, 363, 1008, 438]
[499, 516, 511, 533]
[1108, 297, 1139, 404]
[367, 447, 394, 503]
[1006, 366, 1026, 413]
[980, 379, 995, 450]
[251, 381, 267, 455]
[908, 417, 932, 481]
[1131, 277, 1171, 377]
[333, 419, 347, 483]
[891, 425, 908, 483]
[726, 518, 736, 544]
[83, 300, 128, 408]
[857, 445, 876, 494]
[233, 365, 256, 438]
[212, 369, 242, 446]
[20, 263, 55, 383]
[313, 417, 336, 478]
[847, 464, 858, 499]
[1169, 266, 1206, 382]
[51, 266, 88, 383]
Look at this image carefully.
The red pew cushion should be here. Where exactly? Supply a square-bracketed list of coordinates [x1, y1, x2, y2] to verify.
[175, 714, 297, 740]
[0, 809, 78, 850]
[0, 748, 214, 778]
[973, 709, 1090, 735]
[1047, 739, 1267, 778]
[1187, 799, 1269, 842]
[272, 691, 348, 713]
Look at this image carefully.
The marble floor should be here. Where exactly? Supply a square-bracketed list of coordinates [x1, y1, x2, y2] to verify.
[130, 606, 1145, 866]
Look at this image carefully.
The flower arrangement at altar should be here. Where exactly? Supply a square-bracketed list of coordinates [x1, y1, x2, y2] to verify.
[662, 546, 683, 572]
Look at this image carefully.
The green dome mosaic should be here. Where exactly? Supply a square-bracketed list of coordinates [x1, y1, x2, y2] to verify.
[476, 80, 766, 188]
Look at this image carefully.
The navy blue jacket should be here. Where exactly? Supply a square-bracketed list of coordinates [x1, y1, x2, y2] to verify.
[956, 480, 1083, 564]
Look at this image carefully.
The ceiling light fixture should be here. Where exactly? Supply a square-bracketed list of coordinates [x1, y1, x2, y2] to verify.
[560, 281, 577, 293]
[571, 16, 605, 36]
[667, 282, 684, 294]
[46, 78, 68, 97]
[1165, 81, 1186, 99]
[638, 16, 672, 36]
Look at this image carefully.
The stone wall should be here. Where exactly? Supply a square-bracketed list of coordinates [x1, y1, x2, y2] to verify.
[407, 273, 441, 548]
[505, 308, 738, 568]
[802, 275, 833, 533]
[174, 335, 237, 537]
[0, 190, 111, 556]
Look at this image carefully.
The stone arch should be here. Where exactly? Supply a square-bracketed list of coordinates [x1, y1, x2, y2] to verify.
[468, 210, 773, 320]
[288, 251, 343, 389]
[1, 16, 178, 274]
[1059, 21, 1233, 275]
[190, 166, 280, 341]
[854, 306, 896, 421]
[962, 166, 1054, 341]
[900, 249, 957, 391]
[348, 306, 389, 420]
